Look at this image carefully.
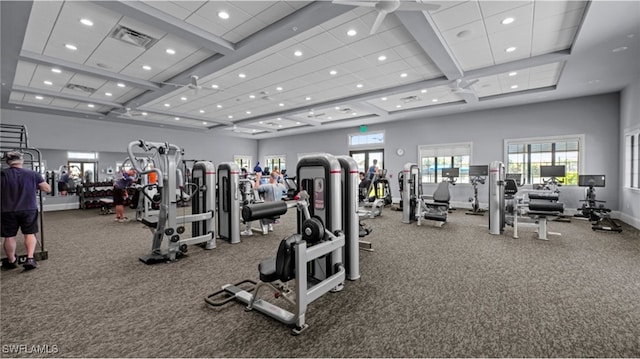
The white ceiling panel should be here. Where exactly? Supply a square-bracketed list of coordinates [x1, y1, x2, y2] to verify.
[4, 0, 636, 139]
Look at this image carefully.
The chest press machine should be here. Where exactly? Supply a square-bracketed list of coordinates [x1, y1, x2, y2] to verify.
[127, 140, 216, 264]
[205, 153, 360, 335]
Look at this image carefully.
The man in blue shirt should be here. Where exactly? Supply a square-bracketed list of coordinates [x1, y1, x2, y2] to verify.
[113, 168, 136, 223]
[1, 151, 51, 270]
[254, 171, 286, 231]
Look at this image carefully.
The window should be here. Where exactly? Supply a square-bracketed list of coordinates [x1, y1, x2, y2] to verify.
[418, 142, 471, 183]
[349, 131, 384, 147]
[265, 155, 286, 173]
[505, 135, 583, 186]
[625, 129, 640, 189]
[233, 155, 252, 172]
[67, 151, 97, 160]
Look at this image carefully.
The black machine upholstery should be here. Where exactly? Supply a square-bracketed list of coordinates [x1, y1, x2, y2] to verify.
[504, 179, 518, 198]
[258, 234, 298, 283]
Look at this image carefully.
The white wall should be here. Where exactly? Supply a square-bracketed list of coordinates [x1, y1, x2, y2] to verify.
[260, 93, 621, 214]
[619, 79, 640, 228]
[0, 109, 258, 164]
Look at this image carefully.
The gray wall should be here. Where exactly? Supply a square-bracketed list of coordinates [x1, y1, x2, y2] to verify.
[260, 93, 621, 212]
[0, 108, 258, 166]
[619, 78, 640, 228]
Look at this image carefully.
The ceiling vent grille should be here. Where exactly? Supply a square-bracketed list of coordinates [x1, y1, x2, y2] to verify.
[110, 25, 157, 49]
[339, 108, 352, 114]
[401, 95, 421, 103]
[65, 83, 96, 94]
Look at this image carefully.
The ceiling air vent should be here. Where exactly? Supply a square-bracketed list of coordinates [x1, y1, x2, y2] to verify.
[65, 83, 96, 94]
[339, 108, 352, 114]
[110, 25, 157, 49]
[400, 95, 421, 103]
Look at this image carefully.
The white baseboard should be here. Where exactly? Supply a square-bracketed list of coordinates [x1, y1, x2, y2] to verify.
[42, 203, 79, 212]
[616, 211, 640, 230]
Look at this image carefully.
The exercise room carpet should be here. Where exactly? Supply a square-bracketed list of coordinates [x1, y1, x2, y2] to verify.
[1, 205, 639, 358]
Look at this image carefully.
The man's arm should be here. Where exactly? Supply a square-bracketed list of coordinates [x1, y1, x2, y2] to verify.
[38, 180, 51, 193]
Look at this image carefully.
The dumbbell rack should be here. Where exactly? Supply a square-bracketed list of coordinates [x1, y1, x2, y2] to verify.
[79, 181, 118, 209]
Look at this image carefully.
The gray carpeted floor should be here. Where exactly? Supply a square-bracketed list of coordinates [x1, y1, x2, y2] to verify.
[1, 204, 639, 358]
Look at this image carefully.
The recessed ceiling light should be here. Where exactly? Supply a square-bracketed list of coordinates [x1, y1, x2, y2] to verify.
[166, 48, 176, 55]
[65, 44, 77, 51]
[381, 97, 387, 101]
[175, 117, 180, 121]
[238, 73, 246, 78]
[309, 111, 314, 115]
[328, 116, 333, 120]
[246, 111, 251, 114]
[164, 103, 171, 107]
[252, 129, 257, 133]
[228, 115, 233, 119]
[80, 18, 93, 26]
[378, 55, 387, 61]
[396, 105, 402, 108]
[400, 73, 408, 78]
[87, 104, 95, 108]
[277, 118, 282, 121]
[259, 121, 264, 124]
[510, 85, 518, 89]
[432, 99, 438, 102]
[43, 80, 52, 85]
[216, 104, 222, 108]
[181, 97, 187, 101]
[508, 71, 517, 76]
[501, 17, 515, 25]
[211, 84, 219, 89]
[505, 46, 517, 53]
[141, 112, 147, 116]
[279, 103, 285, 107]
[305, 97, 311, 101]
[249, 94, 256, 99]
[294, 50, 303, 57]
[296, 122, 301, 125]
[51, 68, 61, 73]
[35, 95, 43, 100]
[105, 92, 112, 97]
[347, 29, 357, 37]
[276, 86, 283, 91]
[278, 125, 283, 128]
[218, 11, 229, 19]
[421, 89, 428, 93]
[335, 106, 341, 110]
[199, 110, 205, 113]
[117, 83, 125, 88]
[352, 112, 357, 116]
[612, 46, 628, 52]
[357, 84, 363, 88]
[142, 65, 151, 70]
[329, 70, 337, 75]
[203, 122, 208, 125]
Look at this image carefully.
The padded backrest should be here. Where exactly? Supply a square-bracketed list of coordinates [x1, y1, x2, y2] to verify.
[432, 181, 450, 203]
[276, 234, 299, 282]
[504, 179, 518, 197]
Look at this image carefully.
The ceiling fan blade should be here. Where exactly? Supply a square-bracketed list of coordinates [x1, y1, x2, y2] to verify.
[370, 10, 388, 35]
[190, 75, 199, 88]
[332, 0, 377, 7]
[464, 79, 480, 88]
[396, 2, 440, 12]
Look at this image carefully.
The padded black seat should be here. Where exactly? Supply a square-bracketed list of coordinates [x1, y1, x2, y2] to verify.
[529, 192, 559, 201]
[258, 234, 298, 283]
[504, 179, 518, 198]
[529, 200, 564, 213]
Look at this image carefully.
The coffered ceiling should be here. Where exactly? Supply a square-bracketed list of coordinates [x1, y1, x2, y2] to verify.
[1, 1, 638, 138]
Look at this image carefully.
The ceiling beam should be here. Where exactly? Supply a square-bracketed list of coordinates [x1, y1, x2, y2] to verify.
[394, 11, 464, 80]
[118, 1, 355, 110]
[463, 50, 570, 79]
[13, 85, 124, 108]
[354, 102, 389, 117]
[0, 1, 33, 107]
[91, 1, 235, 56]
[20, 51, 161, 91]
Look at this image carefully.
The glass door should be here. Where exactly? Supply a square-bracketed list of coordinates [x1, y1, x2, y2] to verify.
[349, 150, 384, 175]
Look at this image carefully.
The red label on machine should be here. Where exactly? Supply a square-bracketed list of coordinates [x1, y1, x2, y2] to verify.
[314, 177, 324, 210]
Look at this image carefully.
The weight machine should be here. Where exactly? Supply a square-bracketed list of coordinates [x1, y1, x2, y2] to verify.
[466, 165, 488, 216]
[206, 153, 359, 335]
[488, 161, 565, 240]
[401, 163, 451, 227]
[576, 175, 622, 232]
[127, 140, 215, 264]
[0, 124, 48, 266]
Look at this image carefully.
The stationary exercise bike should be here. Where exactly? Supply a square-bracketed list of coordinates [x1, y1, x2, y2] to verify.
[466, 165, 488, 216]
[576, 175, 622, 233]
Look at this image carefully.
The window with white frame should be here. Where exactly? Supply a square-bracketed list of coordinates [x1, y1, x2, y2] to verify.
[625, 129, 640, 189]
[233, 155, 252, 172]
[419, 142, 471, 183]
[349, 131, 384, 147]
[505, 134, 583, 186]
[265, 155, 286, 173]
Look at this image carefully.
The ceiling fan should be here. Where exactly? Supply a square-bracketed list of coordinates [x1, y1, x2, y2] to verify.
[333, 0, 440, 35]
[162, 75, 222, 95]
[449, 79, 479, 94]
